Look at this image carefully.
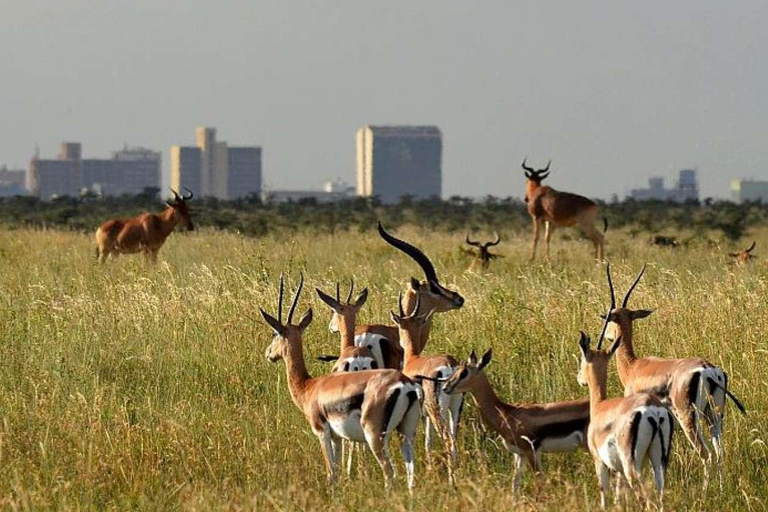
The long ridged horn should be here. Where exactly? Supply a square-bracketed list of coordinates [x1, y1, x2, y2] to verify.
[485, 232, 501, 248]
[346, 279, 354, 303]
[287, 273, 304, 324]
[622, 264, 647, 308]
[521, 158, 535, 173]
[182, 187, 194, 200]
[606, 263, 616, 310]
[596, 304, 612, 350]
[278, 273, 285, 324]
[466, 232, 481, 248]
[398, 291, 405, 318]
[169, 188, 181, 202]
[378, 222, 439, 284]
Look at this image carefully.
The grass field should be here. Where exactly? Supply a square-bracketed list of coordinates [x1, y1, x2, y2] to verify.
[0, 226, 765, 511]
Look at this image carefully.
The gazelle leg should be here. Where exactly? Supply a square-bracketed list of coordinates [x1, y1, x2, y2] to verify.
[319, 426, 337, 485]
[530, 217, 540, 261]
[677, 406, 711, 486]
[398, 398, 422, 491]
[511, 452, 525, 492]
[544, 221, 554, 259]
[595, 460, 611, 510]
[365, 429, 394, 489]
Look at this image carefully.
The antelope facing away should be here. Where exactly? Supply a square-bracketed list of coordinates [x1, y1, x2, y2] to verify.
[577, 323, 674, 509]
[462, 231, 503, 271]
[95, 188, 194, 263]
[351, 223, 465, 368]
[522, 159, 606, 262]
[260, 274, 423, 489]
[602, 264, 746, 485]
[729, 241, 756, 265]
[443, 349, 590, 491]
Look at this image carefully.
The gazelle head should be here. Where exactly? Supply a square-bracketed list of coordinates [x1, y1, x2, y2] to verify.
[522, 158, 551, 202]
[465, 232, 502, 268]
[166, 187, 195, 231]
[316, 279, 369, 333]
[260, 273, 313, 362]
[601, 263, 654, 343]
[378, 222, 465, 313]
[389, 293, 435, 346]
[442, 348, 493, 395]
[577, 311, 621, 388]
[729, 241, 756, 265]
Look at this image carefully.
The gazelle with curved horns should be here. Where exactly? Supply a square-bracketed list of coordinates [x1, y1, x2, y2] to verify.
[260, 274, 423, 489]
[578, 316, 674, 510]
[463, 231, 503, 271]
[352, 223, 465, 368]
[602, 263, 746, 484]
[442, 348, 590, 492]
[95, 187, 195, 263]
[522, 159, 607, 262]
[729, 241, 756, 265]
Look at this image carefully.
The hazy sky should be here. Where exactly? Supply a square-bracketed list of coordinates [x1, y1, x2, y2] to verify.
[1, 1, 766, 199]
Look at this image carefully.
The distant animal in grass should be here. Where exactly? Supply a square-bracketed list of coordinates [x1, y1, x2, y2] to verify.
[461, 232, 503, 271]
[729, 241, 756, 265]
[649, 235, 680, 248]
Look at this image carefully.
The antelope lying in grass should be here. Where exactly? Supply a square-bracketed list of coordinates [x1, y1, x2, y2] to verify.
[650, 235, 680, 248]
[462, 232, 503, 271]
[443, 349, 590, 491]
[522, 159, 606, 262]
[260, 274, 423, 489]
[351, 223, 465, 368]
[729, 241, 756, 265]
[391, 294, 464, 483]
[578, 323, 674, 510]
[95, 188, 194, 263]
[602, 264, 746, 484]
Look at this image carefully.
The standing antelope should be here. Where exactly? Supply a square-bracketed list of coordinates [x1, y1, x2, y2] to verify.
[601, 264, 746, 484]
[351, 222, 465, 368]
[442, 348, 590, 492]
[729, 241, 756, 265]
[522, 159, 606, 261]
[577, 322, 674, 509]
[260, 274, 423, 489]
[95, 188, 194, 263]
[462, 231, 503, 271]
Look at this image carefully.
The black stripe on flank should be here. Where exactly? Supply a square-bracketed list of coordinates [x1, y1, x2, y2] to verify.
[325, 393, 365, 416]
[629, 412, 642, 460]
[531, 417, 589, 449]
[382, 388, 402, 434]
[688, 371, 701, 408]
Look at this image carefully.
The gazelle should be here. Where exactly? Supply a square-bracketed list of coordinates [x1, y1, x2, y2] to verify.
[351, 223, 465, 368]
[260, 274, 423, 489]
[729, 241, 756, 265]
[390, 294, 463, 483]
[601, 263, 746, 484]
[462, 231, 503, 271]
[442, 348, 590, 492]
[522, 159, 606, 262]
[578, 323, 674, 509]
[95, 188, 194, 263]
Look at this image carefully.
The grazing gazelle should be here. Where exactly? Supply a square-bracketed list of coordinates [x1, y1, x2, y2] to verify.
[351, 223, 465, 368]
[260, 274, 423, 489]
[95, 188, 194, 263]
[462, 231, 503, 271]
[442, 348, 590, 491]
[602, 264, 746, 484]
[729, 241, 756, 265]
[522, 159, 607, 261]
[391, 294, 463, 483]
[578, 324, 674, 509]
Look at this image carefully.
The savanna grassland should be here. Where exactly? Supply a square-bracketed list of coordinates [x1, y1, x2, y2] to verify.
[0, 226, 766, 511]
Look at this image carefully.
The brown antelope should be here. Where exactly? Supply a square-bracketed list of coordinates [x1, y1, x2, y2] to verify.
[390, 294, 464, 483]
[729, 241, 756, 265]
[522, 159, 606, 261]
[602, 263, 746, 485]
[260, 273, 423, 489]
[442, 348, 590, 491]
[462, 231, 503, 271]
[578, 321, 674, 509]
[95, 188, 194, 263]
[350, 223, 465, 368]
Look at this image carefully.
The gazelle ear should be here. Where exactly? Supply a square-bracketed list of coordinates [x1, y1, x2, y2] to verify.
[260, 309, 287, 337]
[608, 336, 622, 357]
[578, 331, 590, 359]
[354, 288, 369, 309]
[468, 349, 478, 365]
[630, 309, 654, 320]
[409, 277, 421, 291]
[315, 288, 342, 312]
[478, 348, 493, 371]
[298, 308, 313, 331]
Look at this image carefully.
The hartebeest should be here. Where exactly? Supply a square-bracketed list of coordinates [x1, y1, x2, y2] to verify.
[260, 274, 423, 489]
[442, 348, 590, 491]
[351, 223, 465, 368]
[462, 231, 503, 271]
[578, 322, 674, 509]
[601, 264, 746, 484]
[522, 159, 606, 261]
[729, 241, 756, 265]
[95, 188, 194, 263]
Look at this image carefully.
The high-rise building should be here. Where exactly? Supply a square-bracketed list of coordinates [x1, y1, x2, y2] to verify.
[0, 165, 28, 196]
[629, 169, 699, 202]
[731, 179, 768, 203]
[171, 127, 261, 199]
[356, 125, 442, 204]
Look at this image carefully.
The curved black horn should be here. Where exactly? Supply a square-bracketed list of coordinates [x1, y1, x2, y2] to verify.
[410, 292, 421, 318]
[540, 160, 551, 173]
[596, 304, 612, 350]
[622, 264, 647, 308]
[335, 281, 340, 302]
[378, 222, 439, 284]
[346, 279, 354, 303]
[398, 291, 405, 318]
[606, 263, 616, 310]
[538, 171, 550, 181]
[287, 273, 304, 324]
[169, 188, 181, 202]
[466, 232, 481, 248]
[746, 241, 756, 253]
[521, 158, 535, 173]
[278, 273, 285, 324]
[485, 232, 501, 248]
[182, 187, 194, 200]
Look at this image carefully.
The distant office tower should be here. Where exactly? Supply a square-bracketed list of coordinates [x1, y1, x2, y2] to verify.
[171, 127, 261, 199]
[629, 169, 699, 202]
[0, 165, 28, 196]
[28, 142, 160, 199]
[732, 179, 768, 203]
[356, 125, 442, 204]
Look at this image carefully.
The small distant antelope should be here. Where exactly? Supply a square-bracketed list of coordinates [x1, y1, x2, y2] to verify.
[577, 322, 674, 509]
[442, 348, 590, 492]
[462, 232, 503, 271]
[95, 188, 194, 263]
[729, 241, 756, 265]
[650, 235, 680, 248]
[391, 294, 464, 483]
[602, 263, 746, 484]
[522, 159, 606, 261]
[351, 223, 465, 368]
[260, 273, 423, 489]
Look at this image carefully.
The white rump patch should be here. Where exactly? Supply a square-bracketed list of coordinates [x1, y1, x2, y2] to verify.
[335, 356, 376, 372]
[354, 333, 387, 369]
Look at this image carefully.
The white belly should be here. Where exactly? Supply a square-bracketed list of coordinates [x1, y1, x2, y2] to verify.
[597, 436, 623, 472]
[329, 411, 367, 443]
[540, 431, 583, 453]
